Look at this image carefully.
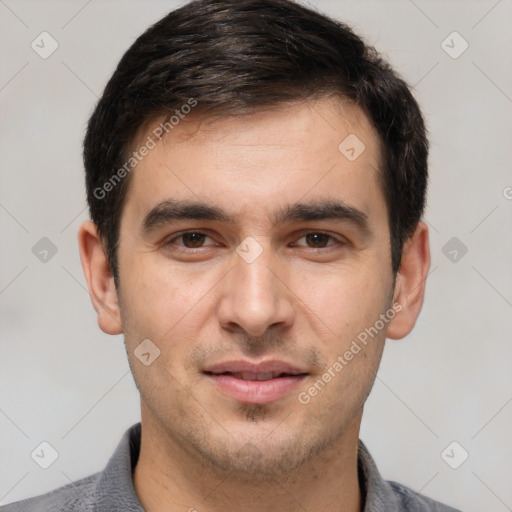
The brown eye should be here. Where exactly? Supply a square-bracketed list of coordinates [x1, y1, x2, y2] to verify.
[180, 232, 207, 248]
[293, 232, 342, 249]
[165, 231, 214, 250]
[304, 233, 333, 248]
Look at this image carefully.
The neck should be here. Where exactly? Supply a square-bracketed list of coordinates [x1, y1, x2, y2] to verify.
[133, 408, 363, 512]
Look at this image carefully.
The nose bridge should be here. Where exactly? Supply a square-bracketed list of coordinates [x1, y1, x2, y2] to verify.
[217, 240, 294, 336]
[236, 248, 277, 306]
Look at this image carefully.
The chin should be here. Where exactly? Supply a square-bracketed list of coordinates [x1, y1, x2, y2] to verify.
[189, 425, 335, 482]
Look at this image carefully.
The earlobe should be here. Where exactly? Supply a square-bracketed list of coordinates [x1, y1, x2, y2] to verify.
[78, 220, 123, 335]
[386, 221, 430, 340]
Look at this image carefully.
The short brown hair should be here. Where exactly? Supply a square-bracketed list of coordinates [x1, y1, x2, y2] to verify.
[84, 0, 428, 287]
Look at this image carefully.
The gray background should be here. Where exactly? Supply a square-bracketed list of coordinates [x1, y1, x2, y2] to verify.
[1, 1, 511, 510]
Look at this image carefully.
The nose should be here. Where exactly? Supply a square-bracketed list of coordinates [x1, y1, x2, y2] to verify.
[216, 243, 295, 338]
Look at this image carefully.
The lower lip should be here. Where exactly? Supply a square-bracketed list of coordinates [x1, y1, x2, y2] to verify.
[206, 373, 306, 404]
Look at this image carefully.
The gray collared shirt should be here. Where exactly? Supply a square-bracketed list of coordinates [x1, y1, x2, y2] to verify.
[1, 423, 463, 511]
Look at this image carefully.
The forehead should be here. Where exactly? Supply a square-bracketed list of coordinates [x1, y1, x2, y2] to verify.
[123, 97, 385, 229]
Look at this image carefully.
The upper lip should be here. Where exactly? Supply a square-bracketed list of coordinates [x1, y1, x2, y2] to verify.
[204, 360, 307, 375]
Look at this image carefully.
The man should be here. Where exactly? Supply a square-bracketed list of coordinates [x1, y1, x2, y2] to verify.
[1, 0, 464, 510]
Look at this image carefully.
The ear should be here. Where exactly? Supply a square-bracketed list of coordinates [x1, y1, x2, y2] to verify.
[386, 221, 430, 340]
[78, 220, 123, 335]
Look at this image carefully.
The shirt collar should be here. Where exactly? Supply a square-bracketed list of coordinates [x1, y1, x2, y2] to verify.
[357, 437, 399, 510]
[95, 423, 144, 512]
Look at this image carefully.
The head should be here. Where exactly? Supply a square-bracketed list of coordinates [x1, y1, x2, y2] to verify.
[79, 0, 430, 479]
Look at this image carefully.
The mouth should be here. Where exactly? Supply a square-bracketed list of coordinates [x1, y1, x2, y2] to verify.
[205, 370, 304, 380]
[203, 360, 308, 405]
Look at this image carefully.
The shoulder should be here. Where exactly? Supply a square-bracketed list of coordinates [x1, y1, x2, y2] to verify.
[0, 472, 100, 512]
[387, 480, 464, 512]
[357, 439, 464, 512]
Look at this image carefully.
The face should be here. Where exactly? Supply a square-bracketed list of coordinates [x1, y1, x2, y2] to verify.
[106, 98, 400, 478]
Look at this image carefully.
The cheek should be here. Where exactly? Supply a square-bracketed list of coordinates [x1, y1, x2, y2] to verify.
[119, 251, 216, 336]
[288, 260, 392, 336]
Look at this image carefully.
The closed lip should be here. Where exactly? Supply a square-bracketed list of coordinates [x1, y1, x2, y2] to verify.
[203, 359, 307, 376]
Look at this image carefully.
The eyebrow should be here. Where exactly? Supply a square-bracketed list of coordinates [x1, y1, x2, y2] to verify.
[141, 198, 372, 237]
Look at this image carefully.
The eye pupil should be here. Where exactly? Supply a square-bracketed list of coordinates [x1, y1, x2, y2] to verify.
[306, 233, 330, 248]
[182, 232, 205, 247]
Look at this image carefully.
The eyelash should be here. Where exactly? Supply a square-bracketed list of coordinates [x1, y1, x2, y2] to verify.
[164, 231, 346, 251]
